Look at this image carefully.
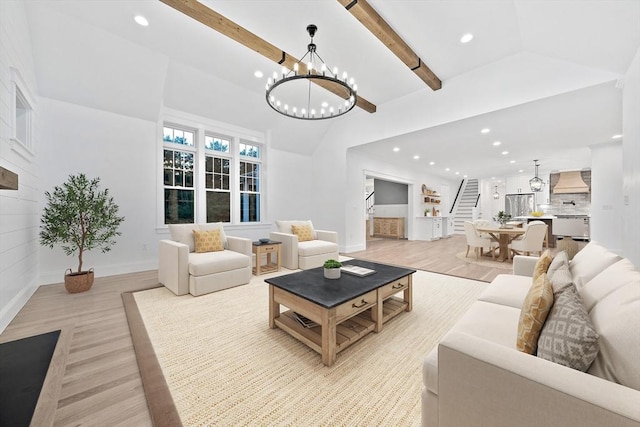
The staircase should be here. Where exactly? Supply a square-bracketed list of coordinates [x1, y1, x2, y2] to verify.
[453, 179, 479, 233]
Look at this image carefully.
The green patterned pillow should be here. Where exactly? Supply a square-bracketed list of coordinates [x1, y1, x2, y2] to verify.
[537, 284, 599, 371]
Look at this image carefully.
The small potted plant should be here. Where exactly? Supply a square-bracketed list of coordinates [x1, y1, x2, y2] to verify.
[323, 259, 342, 279]
[495, 211, 512, 228]
[40, 173, 125, 293]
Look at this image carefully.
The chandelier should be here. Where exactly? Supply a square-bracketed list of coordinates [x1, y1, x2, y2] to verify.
[265, 25, 358, 120]
[493, 185, 500, 200]
[529, 160, 544, 192]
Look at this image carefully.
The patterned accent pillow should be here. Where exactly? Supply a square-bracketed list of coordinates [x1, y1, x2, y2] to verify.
[193, 229, 224, 253]
[532, 250, 553, 282]
[291, 224, 314, 242]
[549, 263, 574, 295]
[547, 250, 569, 281]
[517, 273, 554, 354]
[537, 284, 599, 372]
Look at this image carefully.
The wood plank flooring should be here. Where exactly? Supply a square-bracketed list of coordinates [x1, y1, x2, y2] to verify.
[0, 234, 523, 425]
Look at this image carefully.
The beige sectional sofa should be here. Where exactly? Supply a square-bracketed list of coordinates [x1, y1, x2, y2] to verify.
[423, 241, 640, 427]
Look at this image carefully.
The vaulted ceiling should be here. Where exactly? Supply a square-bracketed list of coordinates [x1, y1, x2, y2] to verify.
[24, 0, 640, 179]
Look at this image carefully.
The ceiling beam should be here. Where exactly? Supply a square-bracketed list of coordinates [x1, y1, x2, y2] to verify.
[338, 0, 442, 91]
[159, 0, 376, 113]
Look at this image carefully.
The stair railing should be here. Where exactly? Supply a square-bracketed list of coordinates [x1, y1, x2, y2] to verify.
[450, 179, 465, 214]
[365, 191, 375, 214]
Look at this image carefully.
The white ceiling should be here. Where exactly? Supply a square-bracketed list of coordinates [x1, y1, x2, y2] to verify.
[24, 0, 640, 180]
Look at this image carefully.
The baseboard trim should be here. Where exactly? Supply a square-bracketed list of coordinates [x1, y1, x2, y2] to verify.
[0, 283, 39, 334]
[39, 260, 158, 286]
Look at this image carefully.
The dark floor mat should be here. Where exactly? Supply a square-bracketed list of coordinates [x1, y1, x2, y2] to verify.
[0, 330, 60, 427]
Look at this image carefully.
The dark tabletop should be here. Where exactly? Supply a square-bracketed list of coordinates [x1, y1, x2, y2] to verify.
[253, 240, 281, 246]
[265, 259, 415, 308]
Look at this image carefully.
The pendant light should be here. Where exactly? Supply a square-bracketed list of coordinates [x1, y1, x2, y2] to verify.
[493, 185, 500, 199]
[529, 160, 544, 192]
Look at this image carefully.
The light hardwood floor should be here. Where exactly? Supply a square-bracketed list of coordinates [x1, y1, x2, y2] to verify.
[0, 234, 536, 425]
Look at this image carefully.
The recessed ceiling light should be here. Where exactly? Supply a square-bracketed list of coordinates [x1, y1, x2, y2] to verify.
[518, 169, 524, 173]
[254, 70, 263, 78]
[481, 128, 490, 134]
[612, 134, 623, 139]
[321, 101, 329, 108]
[501, 151, 509, 155]
[134, 15, 149, 26]
[413, 155, 420, 160]
[493, 141, 501, 146]
[463, 175, 468, 178]
[393, 147, 400, 152]
[510, 160, 516, 164]
[460, 33, 474, 43]
[429, 161, 435, 166]
[455, 172, 460, 175]
[491, 177, 495, 179]
[445, 168, 450, 171]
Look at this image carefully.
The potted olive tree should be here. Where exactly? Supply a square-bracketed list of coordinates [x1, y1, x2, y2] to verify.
[323, 259, 342, 279]
[40, 173, 124, 293]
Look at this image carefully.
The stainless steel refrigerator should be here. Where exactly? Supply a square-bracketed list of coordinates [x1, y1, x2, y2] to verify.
[505, 193, 535, 218]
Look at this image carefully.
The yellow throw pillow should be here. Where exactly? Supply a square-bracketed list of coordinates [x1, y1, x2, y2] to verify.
[517, 273, 554, 354]
[532, 250, 553, 282]
[291, 224, 314, 242]
[193, 229, 224, 253]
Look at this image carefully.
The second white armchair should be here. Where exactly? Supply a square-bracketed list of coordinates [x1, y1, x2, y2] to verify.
[270, 220, 339, 270]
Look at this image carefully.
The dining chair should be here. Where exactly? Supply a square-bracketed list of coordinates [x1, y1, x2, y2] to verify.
[509, 220, 548, 257]
[463, 221, 497, 260]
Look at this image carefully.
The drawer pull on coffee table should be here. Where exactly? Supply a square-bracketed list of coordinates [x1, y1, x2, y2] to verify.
[352, 299, 368, 308]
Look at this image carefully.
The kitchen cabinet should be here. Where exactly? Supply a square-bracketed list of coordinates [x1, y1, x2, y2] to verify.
[373, 217, 405, 239]
[414, 217, 442, 241]
[506, 175, 532, 194]
[441, 216, 455, 238]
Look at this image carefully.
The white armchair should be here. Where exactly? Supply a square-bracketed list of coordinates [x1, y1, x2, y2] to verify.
[269, 220, 339, 270]
[158, 223, 252, 297]
[463, 221, 497, 260]
[510, 220, 548, 257]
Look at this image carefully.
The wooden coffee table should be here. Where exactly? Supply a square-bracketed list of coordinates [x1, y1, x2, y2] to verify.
[265, 260, 415, 366]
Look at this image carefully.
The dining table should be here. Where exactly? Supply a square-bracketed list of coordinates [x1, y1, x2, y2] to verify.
[476, 225, 526, 262]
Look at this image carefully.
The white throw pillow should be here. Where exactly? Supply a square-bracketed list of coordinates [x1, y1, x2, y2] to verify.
[569, 241, 622, 288]
[168, 224, 198, 252]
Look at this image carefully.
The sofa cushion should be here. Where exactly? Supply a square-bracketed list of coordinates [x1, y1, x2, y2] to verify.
[547, 250, 569, 280]
[424, 301, 522, 394]
[477, 274, 532, 309]
[198, 222, 228, 248]
[537, 284, 599, 372]
[193, 229, 224, 253]
[533, 250, 553, 281]
[291, 224, 314, 242]
[581, 259, 640, 390]
[276, 220, 317, 239]
[168, 223, 198, 252]
[569, 241, 622, 288]
[517, 273, 554, 354]
[188, 250, 250, 276]
[298, 239, 338, 257]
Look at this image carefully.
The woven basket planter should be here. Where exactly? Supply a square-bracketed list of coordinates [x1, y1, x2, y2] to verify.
[64, 269, 94, 293]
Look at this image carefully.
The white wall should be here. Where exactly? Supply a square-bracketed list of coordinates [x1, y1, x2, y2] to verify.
[622, 47, 640, 267]
[37, 98, 160, 284]
[0, 1, 40, 332]
[590, 142, 623, 253]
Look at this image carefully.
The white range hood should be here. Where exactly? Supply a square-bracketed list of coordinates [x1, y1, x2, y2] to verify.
[553, 171, 589, 194]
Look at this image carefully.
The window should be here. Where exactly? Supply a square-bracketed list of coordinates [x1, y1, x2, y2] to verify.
[163, 126, 196, 224]
[160, 120, 264, 225]
[10, 68, 35, 154]
[240, 160, 260, 222]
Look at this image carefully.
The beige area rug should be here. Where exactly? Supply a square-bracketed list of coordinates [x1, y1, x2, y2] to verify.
[455, 251, 513, 270]
[131, 269, 486, 426]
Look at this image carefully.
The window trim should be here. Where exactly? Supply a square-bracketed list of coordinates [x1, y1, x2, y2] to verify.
[10, 67, 36, 160]
[157, 109, 267, 228]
